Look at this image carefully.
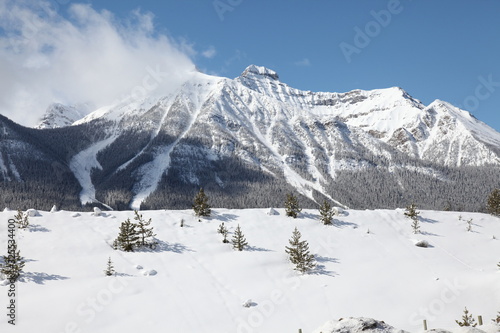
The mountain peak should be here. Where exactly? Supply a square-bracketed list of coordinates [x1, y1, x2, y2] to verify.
[36, 103, 88, 129]
[240, 65, 279, 80]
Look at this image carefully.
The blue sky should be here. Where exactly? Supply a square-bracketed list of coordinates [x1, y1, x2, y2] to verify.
[1, 0, 499, 131]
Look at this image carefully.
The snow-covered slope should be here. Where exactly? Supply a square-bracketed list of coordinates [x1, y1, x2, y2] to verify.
[0, 208, 498, 332]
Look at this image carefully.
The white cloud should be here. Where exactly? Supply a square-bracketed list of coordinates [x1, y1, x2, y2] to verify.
[0, 0, 196, 126]
[201, 46, 216, 59]
[294, 58, 311, 67]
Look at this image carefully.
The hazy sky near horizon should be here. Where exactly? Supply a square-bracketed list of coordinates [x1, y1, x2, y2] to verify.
[1, 0, 499, 131]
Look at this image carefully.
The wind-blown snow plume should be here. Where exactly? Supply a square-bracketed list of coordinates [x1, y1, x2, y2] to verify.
[0, 0, 195, 126]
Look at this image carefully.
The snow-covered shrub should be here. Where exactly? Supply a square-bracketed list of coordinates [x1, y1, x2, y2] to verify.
[415, 240, 429, 248]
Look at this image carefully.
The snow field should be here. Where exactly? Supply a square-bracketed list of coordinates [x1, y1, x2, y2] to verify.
[0, 208, 498, 332]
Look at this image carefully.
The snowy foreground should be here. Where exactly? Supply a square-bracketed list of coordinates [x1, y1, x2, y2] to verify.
[0, 208, 499, 333]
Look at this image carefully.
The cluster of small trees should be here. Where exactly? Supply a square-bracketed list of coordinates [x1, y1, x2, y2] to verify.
[113, 210, 157, 252]
[454, 307, 500, 327]
[285, 193, 337, 225]
[216, 221, 316, 273]
[217, 222, 248, 251]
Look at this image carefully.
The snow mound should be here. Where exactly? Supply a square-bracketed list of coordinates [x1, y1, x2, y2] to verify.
[267, 207, 279, 215]
[3, 207, 10, 212]
[92, 207, 103, 216]
[242, 299, 257, 308]
[71, 212, 80, 217]
[25, 209, 40, 217]
[461, 325, 500, 333]
[50, 205, 58, 213]
[333, 207, 345, 216]
[142, 269, 157, 276]
[312, 317, 408, 333]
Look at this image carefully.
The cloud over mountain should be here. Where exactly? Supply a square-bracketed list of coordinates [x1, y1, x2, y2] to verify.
[0, 0, 195, 126]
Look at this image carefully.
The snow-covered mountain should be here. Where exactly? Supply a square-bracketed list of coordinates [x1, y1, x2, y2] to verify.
[36, 103, 90, 129]
[1, 65, 500, 211]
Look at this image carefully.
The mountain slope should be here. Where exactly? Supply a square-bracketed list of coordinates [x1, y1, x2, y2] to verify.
[1, 65, 500, 211]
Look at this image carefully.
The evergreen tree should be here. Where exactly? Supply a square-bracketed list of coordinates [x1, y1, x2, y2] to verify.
[404, 203, 420, 219]
[193, 188, 211, 217]
[104, 257, 115, 276]
[285, 193, 302, 218]
[466, 218, 473, 232]
[113, 218, 139, 252]
[487, 188, 500, 216]
[285, 227, 315, 273]
[404, 203, 420, 234]
[319, 200, 334, 225]
[133, 210, 156, 248]
[14, 209, 29, 229]
[0, 240, 25, 282]
[492, 312, 500, 324]
[455, 307, 477, 327]
[218, 222, 229, 243]
[231, 224, 248, 251]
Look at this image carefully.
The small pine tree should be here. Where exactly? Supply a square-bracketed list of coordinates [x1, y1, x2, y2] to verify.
[133, 210, 156, 248]
[487, 188, 500, 216]
[404, 203, 420, 219]
[113, 218, 139, 252]
[0, 240, 25, 282]
[319, 200, 334, 225]
[104, 257, 115, 276]
[285, 227, 315, 273]
[285, 193, 302, 218]
[218, 222, 229, 243]
[14, 209, 29, 229]
[466, 218, 473, 232]
[405, 203, 420, 234]
[455, 307, 477, 327]
[231, 224, 248, 251]
[193, 188, 211, 217]
[492, 312, 500, 324]
[411, 218, 420, 234]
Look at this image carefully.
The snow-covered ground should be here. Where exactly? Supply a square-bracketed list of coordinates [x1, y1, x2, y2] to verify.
[0, 208, 498, 332]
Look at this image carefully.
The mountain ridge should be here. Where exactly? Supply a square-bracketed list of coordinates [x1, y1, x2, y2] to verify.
[0, 65, 498, 211]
